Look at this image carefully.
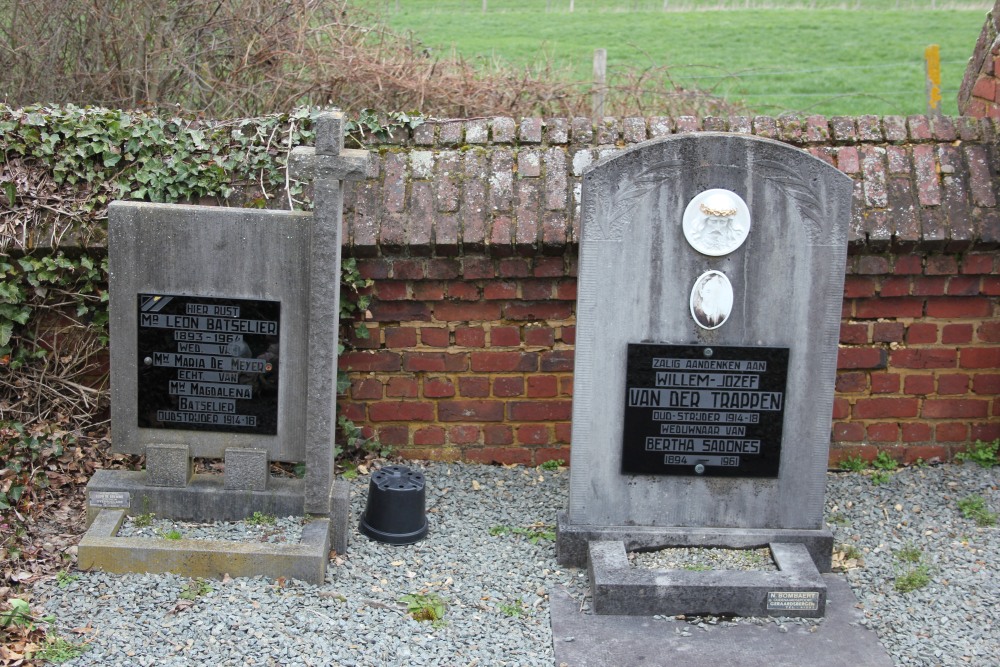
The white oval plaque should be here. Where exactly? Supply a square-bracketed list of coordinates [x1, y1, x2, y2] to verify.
[690, 270, 734, 330]
[682, 189, 751, 256]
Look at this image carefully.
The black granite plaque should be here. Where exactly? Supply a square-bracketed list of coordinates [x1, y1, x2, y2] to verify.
[136, 294, 280, 435]
[621, 343, 789, 477]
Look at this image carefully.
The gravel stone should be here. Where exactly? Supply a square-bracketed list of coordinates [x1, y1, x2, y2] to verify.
[33, 461, 999, 666]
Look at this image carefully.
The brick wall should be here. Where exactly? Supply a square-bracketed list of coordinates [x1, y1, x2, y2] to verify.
[959, 0, 1000, 119]
[336, 114, 999, 466]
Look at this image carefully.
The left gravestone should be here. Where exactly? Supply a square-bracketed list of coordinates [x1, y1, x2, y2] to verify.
[81, 112, 367, 584]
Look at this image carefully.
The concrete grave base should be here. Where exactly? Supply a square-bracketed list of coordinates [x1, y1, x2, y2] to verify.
[84, 469, 351, 583]
[557, 511, 834, 572]
[78, 509, 331, 585]
[550, 575, 893, 667]
[589, 541, 827, 618]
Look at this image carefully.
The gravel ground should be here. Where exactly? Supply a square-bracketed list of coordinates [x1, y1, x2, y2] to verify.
[32, 461, 999, 666]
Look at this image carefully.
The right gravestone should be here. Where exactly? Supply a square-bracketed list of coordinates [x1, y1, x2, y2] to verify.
[557, 133, 853, 618]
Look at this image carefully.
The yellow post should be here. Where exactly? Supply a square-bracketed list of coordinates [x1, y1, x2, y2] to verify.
[925, 44, 942, 116]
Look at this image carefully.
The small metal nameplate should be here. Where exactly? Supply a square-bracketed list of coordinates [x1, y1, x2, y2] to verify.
[89, 491, 131, 508]
[766, 591, 820, 611]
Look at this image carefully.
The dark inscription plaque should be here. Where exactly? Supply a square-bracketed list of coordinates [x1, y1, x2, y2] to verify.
[622, 343, 789, 477]
[136, 294, 280, 435]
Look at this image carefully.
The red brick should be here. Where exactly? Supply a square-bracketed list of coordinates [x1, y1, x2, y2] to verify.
[832, 398, 850, 419]
[509, 400, 572, 421]
[961, 254, 995, 274]
[340, 351, 402, 372]
[946, 276, 981, 296]
[925, 297, 992, 318]
[536, 447, 571, 464]
[483, 424, 514, 445]
[960, 348, 1000, 369]
[925, 255, 958, 275]
[840, 323, 869, 345]
[561, 326, 576, 344]
[837, 348, 886, 369]
[338, 402, 365, 421]
[856, 255, 890, 275]
[412, 282, 446, 301]
[376, 280, 408, 300]
[455, 326, 486, 347]
[533, 257, 565, 277]
[901, 422, 933, 442]
[893, 255, 923, 274]
[493, 376, 524, 397]
[462, 257, 495, 280]
[483, 282, 517, 300]
[926, 399, 990, 419]
[891, 349, 957, 369]
[527, 375, 559, 398]
[386, 376, 419, 398]
[836, 372, 867, 393]
[413, 426, 446, 446]
[878, 276, 911, 297]
[438, 400, 505, 422]
[403, 352, 467, 372]
[369, 401, 434, 422]
[556, 281, 577, 300]
[448, 425, 481, 444]
[866, 423, 898, 442]
[517, 425, 550, 445]
[345, 324, 380, 349]
[870, 373, 900, 393]
[423, 377, 456, 398]
[447, 281, 481, 301]
[498, 258, 531, 277]
[555, 423, 573, 443]
[935, 423, 969, 442]
[854, 298, 924, 319]
[377, 425, 410, 446]
[541, 350, 574, 372]
[426, 259, 460, 280]
[368, 301, 431, 322]
[936, 374, 970, 394]
[872, 322, 905, 343]
[357, 258, 391, 280]
[912, 276, 946, 296]
[525, 327, 555, 347]
[941, 324, 973, 344]
[522, 279, 555, 300]
[853, 397, 919, 419]
[971, 422, 1000, 442]
[351, 378, 383, 400]
[844, 275, 875, 299]
[561, 377, 574, 396]
[833, 422, 865, 441]
[904, 375, 935, 395]
[902, 444, 948, 463]
[906, 323, 938, 344]
[972, 373, 1000, 394]
[384, 327, 417, 349]
[421, 327, 450, 347]
[459, 376, 490, 397]
[490, 326, 521, 347]
[465, 447, 531, 465]
[504, 301, 574, 321]
[471, 351, 538, 372]
[434, 301, 502, 322]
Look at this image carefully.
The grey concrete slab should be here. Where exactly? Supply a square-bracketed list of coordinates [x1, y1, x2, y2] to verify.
[588, 541, 826, 618]
[556, 511, 833, 571]
[550, 574, 893, 667]
[224, 447, 269, 491]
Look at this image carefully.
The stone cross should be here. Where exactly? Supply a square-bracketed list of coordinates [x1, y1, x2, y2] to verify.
[288, 112, 368, 517]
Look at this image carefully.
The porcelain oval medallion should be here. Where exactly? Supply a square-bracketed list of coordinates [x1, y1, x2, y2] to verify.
[682, 189, 751, 256]
[690, 270, 734, 330]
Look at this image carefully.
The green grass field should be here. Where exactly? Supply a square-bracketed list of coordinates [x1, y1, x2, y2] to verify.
[382, 1, 991, 116]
